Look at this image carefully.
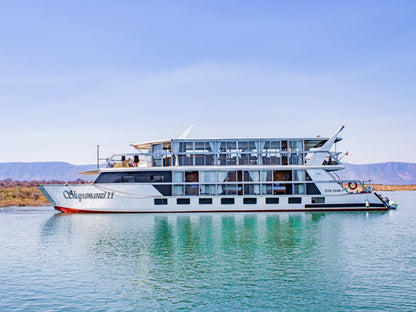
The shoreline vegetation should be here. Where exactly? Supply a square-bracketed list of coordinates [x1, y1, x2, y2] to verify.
[0, 179, 87, 207]
[0, 180, 415, 208]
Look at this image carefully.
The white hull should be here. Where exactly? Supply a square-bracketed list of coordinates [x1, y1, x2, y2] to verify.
[39, 184, 389, 213]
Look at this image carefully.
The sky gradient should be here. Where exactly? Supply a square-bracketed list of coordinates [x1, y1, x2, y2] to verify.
[1, 1, 415, 164]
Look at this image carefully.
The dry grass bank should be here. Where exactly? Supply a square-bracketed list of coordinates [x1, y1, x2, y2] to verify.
[0, 179, 88, 207]
[0, 186, 49, 207]
[370, 184, 416, 191]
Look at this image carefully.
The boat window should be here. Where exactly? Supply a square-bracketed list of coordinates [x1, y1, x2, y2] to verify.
[217, 171, 228, 182]
[194, 142, 206, 152]
[194, 154, 205, 165]
[273, 170, 292, 181]
[173, 185, 184, 196]
[219, 184, 239, 195]
[306, 183, 321, 195]
[221, 198, 234, 205]
[293, 184, 306, 194]
[200, 171, 216, 182]
[261, 184, 273, 195]
[185, 185, 199, 196]
[273, 183, 292, 195]
[178, 155, 193, 166]
[199, 198, 212, 205]
[177, 198, 190, 205]
[262, 171, 273, 181]
[173, 171, 184, 183]
[199, 184, 217, 195]
[95, 171, 172, 183]
[151, 175, 165, 182]
[288, 197, 302, 204]
[153, 185, 172, 196]
[185, 171, 199, 182]
[154, 198, 167, 205]
[243, 198, 257, 205]
[293, 170, 306, 181]
[243, 184, 260, 195]
[311, 197, 325, 204]
[266, 197, 279, 204]
[122, 175, 135, 183]
[226, 141, 237, 152]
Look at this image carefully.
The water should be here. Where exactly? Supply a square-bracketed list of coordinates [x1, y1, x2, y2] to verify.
[0, 192, 415, 311]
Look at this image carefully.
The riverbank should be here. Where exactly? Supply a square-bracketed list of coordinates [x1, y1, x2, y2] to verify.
[0, 180, 87, 207]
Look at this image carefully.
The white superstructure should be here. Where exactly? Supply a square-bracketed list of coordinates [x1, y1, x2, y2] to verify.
[39, 126, 397, 213]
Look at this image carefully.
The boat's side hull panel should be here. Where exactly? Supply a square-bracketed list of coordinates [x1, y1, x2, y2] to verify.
[39, 184, 389, 213]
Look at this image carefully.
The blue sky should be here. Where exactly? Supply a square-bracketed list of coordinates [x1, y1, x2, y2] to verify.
[1, 1, 415, 164]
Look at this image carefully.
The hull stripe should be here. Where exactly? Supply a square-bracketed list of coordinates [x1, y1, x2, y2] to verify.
[305, 203, 385, 208]
[55, 206, 389, 214]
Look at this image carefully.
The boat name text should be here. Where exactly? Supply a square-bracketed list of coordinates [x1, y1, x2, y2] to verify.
[63, 190, 114, 202]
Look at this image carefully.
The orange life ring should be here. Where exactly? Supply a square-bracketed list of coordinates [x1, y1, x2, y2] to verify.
[348, 182, 358, 190]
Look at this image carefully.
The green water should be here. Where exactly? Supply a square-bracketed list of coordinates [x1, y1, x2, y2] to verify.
[0, 192, 415, 311]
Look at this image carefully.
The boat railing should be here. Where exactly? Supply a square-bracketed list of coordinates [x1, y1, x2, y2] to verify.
[101, 150, 344, 168]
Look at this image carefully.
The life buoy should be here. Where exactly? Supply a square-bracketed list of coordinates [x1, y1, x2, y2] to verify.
[348, 182, 358, 190]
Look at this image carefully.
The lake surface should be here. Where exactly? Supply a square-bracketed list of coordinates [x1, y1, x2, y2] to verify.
[0, 192, 415, 311]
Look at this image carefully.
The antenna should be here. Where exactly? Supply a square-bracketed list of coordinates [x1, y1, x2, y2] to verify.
[179, 124, 194, 139]
[97, 145, 100, 169]
[368, 163, 371, 182]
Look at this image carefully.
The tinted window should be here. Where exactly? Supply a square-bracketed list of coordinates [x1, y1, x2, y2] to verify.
[95, 171, 172, 183]
[122, 175, 135, 183]
[154, 198, 167, 205]
[177, 198, 190, 205]
[243, 198, 257, 205]
[288, 197, 302, 204]
[311, 197, 325, 204]
[221, 198, 234, 205]
[153, 185, 172, 196]
[306, 183, 321, 195]
[199, 198, 212, 205]
[266, 197, 279, 204]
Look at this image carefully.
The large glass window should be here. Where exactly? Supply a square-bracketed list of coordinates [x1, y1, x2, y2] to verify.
[293, 170, 306, 181]
[262, 140, 281, 165]
[178, 154, 193, 166]
[199, 184, 217, 195]
[273, 170, 292, 181]
[185, 185, 199, 195]
[273, 183, 292, 195]
[244, 184, 260, 195]
[173, 171, 184, 183]
[200, 171, 216, 183]
[95, 171, 172, 183]
[219, 184, 239, 195]
[262, 170, 273, 181]
[173, 185, 184, 196]
[289, 140, 304, 165]
[261, 184, 273, 195]
[185, 171, 199, 182]
[293, 183, 306, 194]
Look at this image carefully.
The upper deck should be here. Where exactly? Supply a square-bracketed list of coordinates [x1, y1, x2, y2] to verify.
[106, 133, 343, 169]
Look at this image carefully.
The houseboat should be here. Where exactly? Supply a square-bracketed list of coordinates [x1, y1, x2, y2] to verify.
[39, 126, 398, 213]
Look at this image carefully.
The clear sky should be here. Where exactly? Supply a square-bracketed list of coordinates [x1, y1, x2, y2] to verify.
[1, 1, 415, 164]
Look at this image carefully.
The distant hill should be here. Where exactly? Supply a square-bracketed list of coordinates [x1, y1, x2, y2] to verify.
[0, 161, 415, 185]
[0, 162, 96, 182]
[340, 162, 416, 185]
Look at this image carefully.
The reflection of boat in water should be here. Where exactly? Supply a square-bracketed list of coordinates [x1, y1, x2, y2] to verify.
[41, 211, 388, 251]
[39, 126, 397, 213]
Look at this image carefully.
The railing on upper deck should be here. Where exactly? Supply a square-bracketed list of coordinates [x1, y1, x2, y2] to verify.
[102, 150, 342, 168]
